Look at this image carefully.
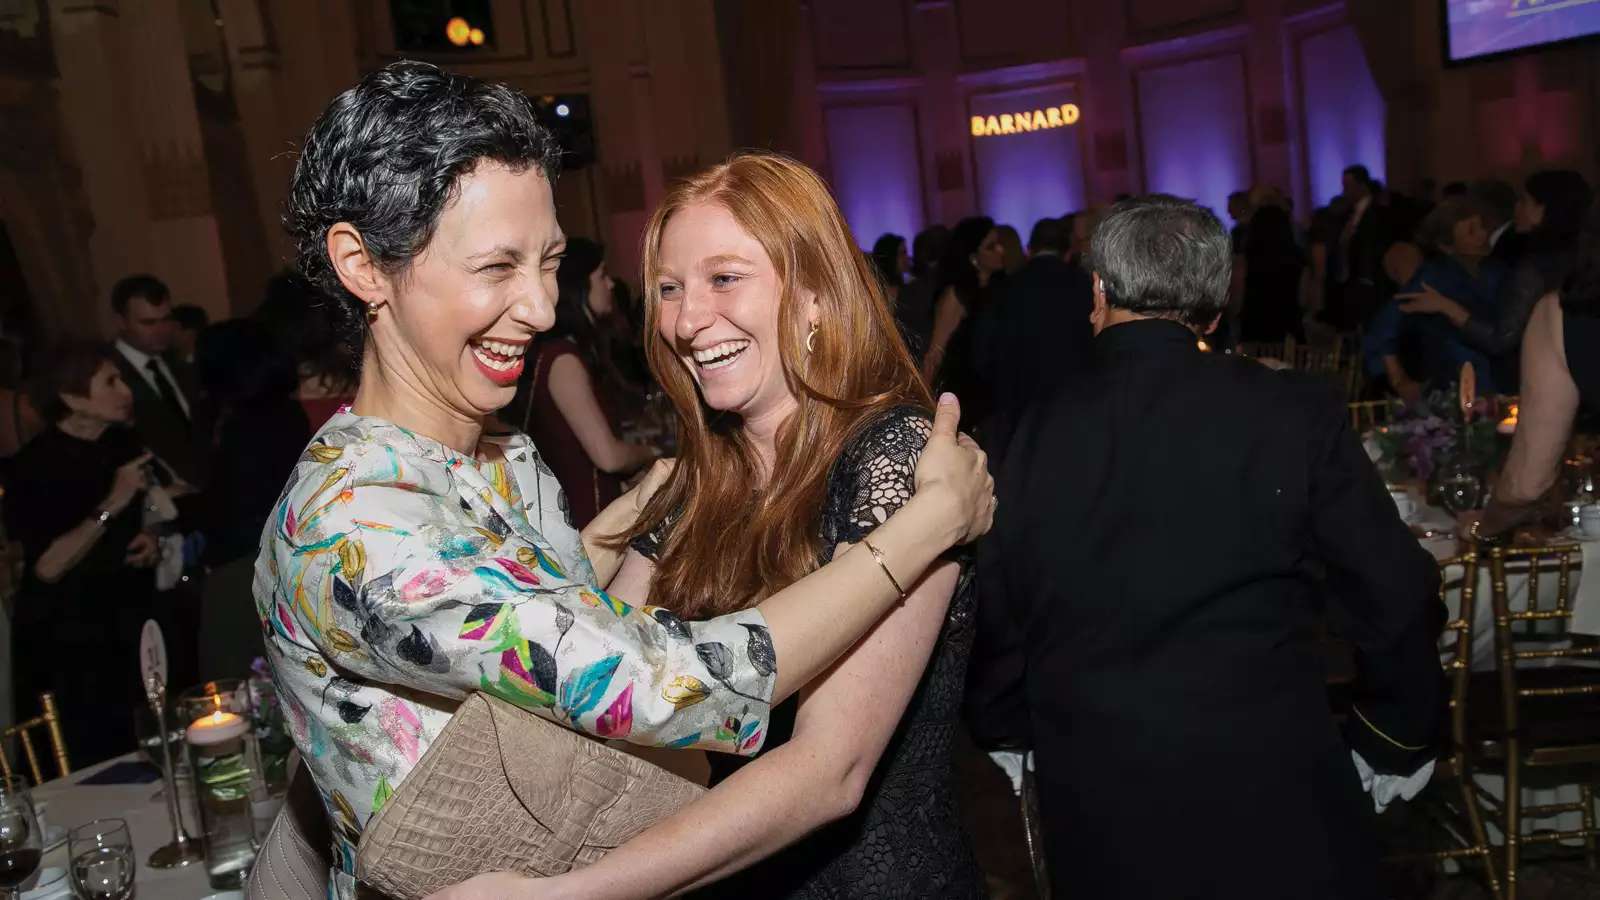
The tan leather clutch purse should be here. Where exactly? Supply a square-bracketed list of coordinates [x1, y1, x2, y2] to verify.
[355, 692, 706, 899]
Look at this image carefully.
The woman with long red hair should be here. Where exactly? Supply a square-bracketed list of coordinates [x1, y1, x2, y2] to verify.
[494, 153, 985, 898]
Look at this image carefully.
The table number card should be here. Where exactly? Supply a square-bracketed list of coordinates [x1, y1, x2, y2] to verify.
[140, 619, 168, 697]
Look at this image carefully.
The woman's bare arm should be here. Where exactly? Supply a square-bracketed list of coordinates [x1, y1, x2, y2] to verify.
[547, 353, 657, 474]
[541, 555, 960, 898]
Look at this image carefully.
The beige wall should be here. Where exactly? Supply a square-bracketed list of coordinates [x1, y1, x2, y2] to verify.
[9, 0, 1596, 336]
[1349, 0, 1600, 197]
[47, 0, 232, 333]
[2, 0, 740, 335]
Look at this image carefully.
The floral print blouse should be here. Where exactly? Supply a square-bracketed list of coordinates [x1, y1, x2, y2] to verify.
[255, 412, 775, 898]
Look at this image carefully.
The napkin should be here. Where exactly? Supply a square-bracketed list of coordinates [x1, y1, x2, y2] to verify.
[76, 760, 161, 785]
[1569, 536, 1600, 637]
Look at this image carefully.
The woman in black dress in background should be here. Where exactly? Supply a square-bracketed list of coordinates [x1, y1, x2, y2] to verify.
[1475, 200, 1600, 541]
[506, 237, 657, 527]
[5, 341, 156, 765]
[1239, 204, 1306, 343]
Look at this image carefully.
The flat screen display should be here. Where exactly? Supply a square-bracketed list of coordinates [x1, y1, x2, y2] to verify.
[1445, 0, 1600, 63]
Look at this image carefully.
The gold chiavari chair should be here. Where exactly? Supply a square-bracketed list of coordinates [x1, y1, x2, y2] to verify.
[1237, 334, 1295, 363]
[1386, 554, 1501, 898]
[1290, 341, 1344, 375]
[1348, 399, 1399, 432]
[1478, 543, 1600, 900]
[0, 692, 70, 786]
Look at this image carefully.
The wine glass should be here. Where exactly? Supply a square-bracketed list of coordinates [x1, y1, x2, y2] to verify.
[0, 777, 42, 900]
[68, 818, 135, 900]
[1437, 461, 1486, 516]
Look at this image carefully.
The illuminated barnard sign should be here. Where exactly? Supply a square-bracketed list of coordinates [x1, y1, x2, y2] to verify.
[971, 104, 1081, 138]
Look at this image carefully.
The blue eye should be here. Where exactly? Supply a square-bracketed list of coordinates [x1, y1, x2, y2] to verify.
[711, 274, 741, 288]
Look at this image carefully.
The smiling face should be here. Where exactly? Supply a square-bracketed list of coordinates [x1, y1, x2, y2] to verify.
[355, 161, 564, 420]
[654, 201, 810, 424]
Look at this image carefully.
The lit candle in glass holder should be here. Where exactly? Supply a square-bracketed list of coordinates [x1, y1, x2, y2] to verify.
[180, 680, 261, 888]
[1498, 403, 1519, 435]
[187, 695, 248, 746]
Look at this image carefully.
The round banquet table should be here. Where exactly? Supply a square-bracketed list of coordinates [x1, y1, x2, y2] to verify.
[23, 753, 238, 899]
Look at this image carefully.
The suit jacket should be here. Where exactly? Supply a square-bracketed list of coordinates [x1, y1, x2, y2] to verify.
[1339, 201, 1395, 329]
[1490, 226, 1526, 269]
[980, 318, 1446, 899]
[972, 253, 1094, 458]
[111, 348, 208, 486]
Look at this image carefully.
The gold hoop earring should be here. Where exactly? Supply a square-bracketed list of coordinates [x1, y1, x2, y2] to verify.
[366, 303, 380, 323]
[806, 324, 818, 353]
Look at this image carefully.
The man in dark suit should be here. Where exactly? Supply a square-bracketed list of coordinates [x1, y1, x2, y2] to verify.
[109, 274, 206, 485]
[981, 195, 1446, 899]
[964, 217, 1094, 753]
[1336, 164, 1396, 330]
[973, 216, 1094, 461]
[1473, 178, 1524, 268]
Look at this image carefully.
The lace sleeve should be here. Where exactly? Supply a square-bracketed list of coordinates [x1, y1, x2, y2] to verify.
[631, 511, 677, 561]
[825, 408, 933, 550]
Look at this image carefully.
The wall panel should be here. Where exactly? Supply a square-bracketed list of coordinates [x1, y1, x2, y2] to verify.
[823, 103, 926, 246]
[810, 0, 911, 71]
[1295, 24, 1385, 206]
[968, 82, 1087, 230]
[954, 0, 1073, 66]
[1125, 0, 1241, 36]
[1134, 53, 1252, 217]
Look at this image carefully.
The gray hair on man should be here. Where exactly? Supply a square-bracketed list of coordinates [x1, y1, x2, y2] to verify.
[1087, 194, 1232, 329]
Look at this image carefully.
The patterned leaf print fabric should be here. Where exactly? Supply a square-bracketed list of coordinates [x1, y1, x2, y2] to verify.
[254, 412, 774, 899]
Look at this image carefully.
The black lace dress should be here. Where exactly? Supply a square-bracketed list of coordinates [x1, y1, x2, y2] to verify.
[635, 406, 983, 898]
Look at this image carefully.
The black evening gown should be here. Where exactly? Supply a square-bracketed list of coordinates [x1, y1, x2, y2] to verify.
[638, 407, 984, 899]
[4, 426, 155, 767]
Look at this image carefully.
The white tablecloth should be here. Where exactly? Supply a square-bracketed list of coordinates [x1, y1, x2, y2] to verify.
[1413, 504, 1596, 671]
[24, 754, 228, 899]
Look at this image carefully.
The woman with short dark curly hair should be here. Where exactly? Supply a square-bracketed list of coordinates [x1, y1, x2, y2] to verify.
[259, 61, 994, 899]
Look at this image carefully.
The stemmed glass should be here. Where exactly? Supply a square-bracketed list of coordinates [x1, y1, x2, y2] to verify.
[68, 818, 135, 900]
[0, 777, 42, 900]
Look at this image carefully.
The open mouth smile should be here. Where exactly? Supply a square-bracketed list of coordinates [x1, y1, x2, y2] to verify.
[692, 339, 750, 371]
[469, 337, 528, 385]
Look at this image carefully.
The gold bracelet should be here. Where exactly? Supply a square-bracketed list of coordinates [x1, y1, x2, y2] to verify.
[860, 538, 907, 599]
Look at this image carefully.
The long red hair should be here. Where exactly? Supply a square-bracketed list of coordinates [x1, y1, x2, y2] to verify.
[616, 153, 931, 618]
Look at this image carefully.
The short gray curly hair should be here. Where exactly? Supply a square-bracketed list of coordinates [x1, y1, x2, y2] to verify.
[1087, 194, 1232, 328]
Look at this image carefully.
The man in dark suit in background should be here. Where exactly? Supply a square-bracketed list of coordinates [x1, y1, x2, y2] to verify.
[981, 195, 1445, 899]
[964, 216, 1094, 757]
[1473, 178, 1523, 268]
[109, 274, 206, 486]
[973, 216, 1093, 460]
[1336, 164, 1396, 330]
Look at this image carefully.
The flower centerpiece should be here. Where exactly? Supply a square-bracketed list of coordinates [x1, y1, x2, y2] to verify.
[1369, 389, 1501, 485]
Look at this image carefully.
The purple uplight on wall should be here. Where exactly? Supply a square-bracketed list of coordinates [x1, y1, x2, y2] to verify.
[968, 84, 1087, 233]
[1299, 25, 1385, 207]
[1135, 54, 1252, 220]
[823, 104, 925, 249]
